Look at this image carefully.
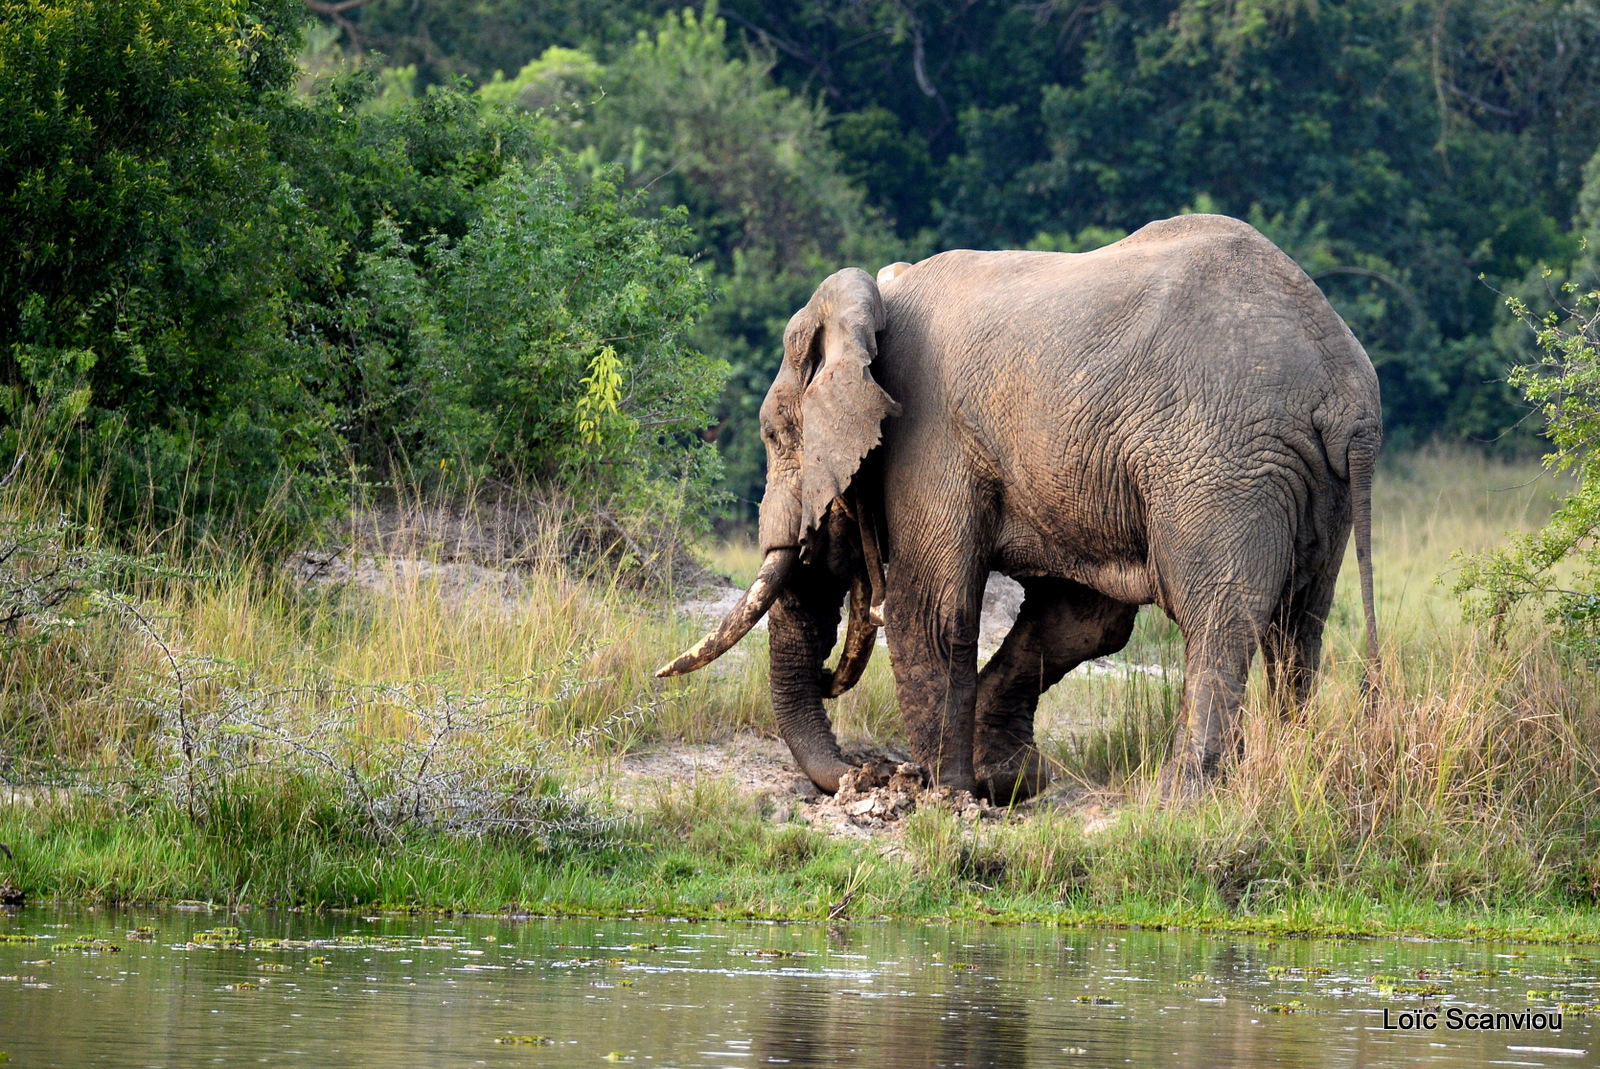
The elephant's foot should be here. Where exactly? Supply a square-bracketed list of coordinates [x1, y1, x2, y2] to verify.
[904, 721, 978, 794]
[924, 764, 978, 795]
[974, 748, 1049, 805]
[784, 744, 855, 796]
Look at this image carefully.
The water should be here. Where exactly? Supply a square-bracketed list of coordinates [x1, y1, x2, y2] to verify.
[1, 908, 1595, 1067]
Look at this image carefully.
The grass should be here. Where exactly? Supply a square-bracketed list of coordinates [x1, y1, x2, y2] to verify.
[6, 772, 1600, 944]
[4, 446, 1600, 942]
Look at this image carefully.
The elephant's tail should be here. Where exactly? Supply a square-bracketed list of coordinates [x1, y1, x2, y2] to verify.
[1349, 429, 1381, 705]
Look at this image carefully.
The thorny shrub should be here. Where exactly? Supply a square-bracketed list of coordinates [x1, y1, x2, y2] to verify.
[86, 591, 645, 849]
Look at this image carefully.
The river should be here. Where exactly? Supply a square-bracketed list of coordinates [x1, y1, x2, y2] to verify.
[1, 908, 1594, 1067]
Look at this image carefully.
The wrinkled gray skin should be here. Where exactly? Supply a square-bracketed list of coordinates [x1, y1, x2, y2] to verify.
[659, 215, 1382, 802]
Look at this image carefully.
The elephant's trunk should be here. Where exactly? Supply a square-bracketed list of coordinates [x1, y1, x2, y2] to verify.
[655, 547, 798, 678]
[769, 583, 853, 794]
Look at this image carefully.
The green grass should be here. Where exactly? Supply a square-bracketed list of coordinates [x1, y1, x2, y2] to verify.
[4, 446, 1600, 941]
[4, 779, 1600, 943]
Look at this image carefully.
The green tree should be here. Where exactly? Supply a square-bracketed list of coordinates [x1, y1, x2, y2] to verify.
[281, 72, 722, 521]
[1456, 279, 1600, 659]
[304, 0, 665, 86]
[2, 3, 727, 545]
[479, 6, 897, 517]
[0, 0, 339, 537]
[587, 7, 899, 514]
[580, 5, 874, 274]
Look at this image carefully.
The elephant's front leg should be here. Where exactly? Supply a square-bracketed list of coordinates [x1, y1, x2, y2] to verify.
[974, 578, 1138, 803]
[883, 552, 987, 794]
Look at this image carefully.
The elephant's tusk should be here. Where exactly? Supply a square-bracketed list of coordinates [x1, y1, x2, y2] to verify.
[824, 574, 878, 697]
[655, 548, 799, 678]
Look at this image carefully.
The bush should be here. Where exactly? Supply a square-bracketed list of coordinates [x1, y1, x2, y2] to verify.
[478, 6, 901, 519]
[2, 3, 727, 546]
[282, 71, 726, 539]
[0, 0, 339, 539]
[1457, 277, 1600, 661]
[328, 150, 720, 519]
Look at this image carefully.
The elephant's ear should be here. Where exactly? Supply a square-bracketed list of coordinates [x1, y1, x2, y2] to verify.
[796, 268, 902, 548]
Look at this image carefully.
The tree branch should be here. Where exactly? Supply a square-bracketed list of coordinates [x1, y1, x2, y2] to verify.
[1444, 80, 1520, 119]
[304, 0, 372, 47]
[0, 451, 24, 490]
[304, 0, 374, 15]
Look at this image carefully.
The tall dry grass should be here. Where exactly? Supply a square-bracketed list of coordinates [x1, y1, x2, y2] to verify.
[0, 499, 772, 780]
[6, 443, 1598, 911]
[992, 446, 1600, 908]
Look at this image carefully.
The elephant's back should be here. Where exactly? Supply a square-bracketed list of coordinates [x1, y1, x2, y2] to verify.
[875, 216, 1379, 579]
[887, 215, 1348, 362]
[880, 216, 1377, 446]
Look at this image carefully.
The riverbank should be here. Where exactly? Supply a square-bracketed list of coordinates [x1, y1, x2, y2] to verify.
[4, 448, 1600, 943]
[6, 776, 1600, 945]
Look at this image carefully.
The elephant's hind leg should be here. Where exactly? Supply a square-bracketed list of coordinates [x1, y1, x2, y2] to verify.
[974, 578, 1138, 804]
[1158, 507, 1295, 800]
[1262, 555, 1341, 712]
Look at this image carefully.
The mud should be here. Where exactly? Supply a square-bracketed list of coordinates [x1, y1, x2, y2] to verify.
[822, 759, 1001, 834]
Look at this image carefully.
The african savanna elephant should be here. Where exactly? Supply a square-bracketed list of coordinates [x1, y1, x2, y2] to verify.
[659, 214, 1381, 801]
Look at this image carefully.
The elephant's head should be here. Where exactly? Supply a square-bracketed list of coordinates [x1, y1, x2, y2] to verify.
[655, 268, 900, 791]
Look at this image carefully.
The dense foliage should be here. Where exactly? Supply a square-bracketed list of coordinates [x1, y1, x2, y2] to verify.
[7, 0, 1600, 536]
[0, 0, 722, 542]
[278, 78, 720, 519]
[330, 0, 1600, 516]
[0, 0, 332, 532]
[473, 9, 896, 509]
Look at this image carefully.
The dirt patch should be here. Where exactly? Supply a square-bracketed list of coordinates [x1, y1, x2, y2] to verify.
[808, 759, 1001, 839]
[674, 580, 771, 632]
[0, 786, 77, 809]
[979, 573, 1025, 653]
[291, 551, 531, 607]
[611, 734, 817, 807]
[289, 502, 717, 599]
[608, 731, 1115, 842]
[1078, 802, 1120, 836]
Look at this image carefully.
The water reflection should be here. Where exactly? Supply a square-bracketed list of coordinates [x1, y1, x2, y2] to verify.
[749, 931, 1037, 1069]
[0, 909, 1593, 1067]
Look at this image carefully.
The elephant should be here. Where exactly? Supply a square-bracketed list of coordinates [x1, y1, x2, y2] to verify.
[659, 214, 1381, 801]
